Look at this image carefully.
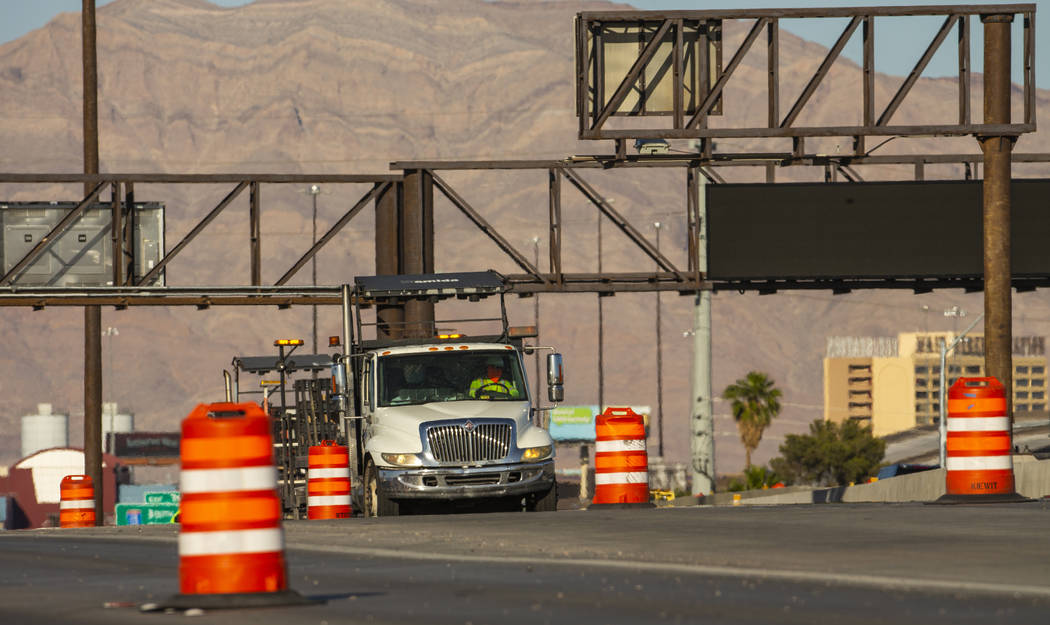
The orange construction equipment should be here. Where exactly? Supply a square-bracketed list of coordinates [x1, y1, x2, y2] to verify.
[937, 378, 1028, 503]
[155, 402, 314, 610]
[59, 475, 95, 528]
[589, 407, 654, 508]
[307, 441, 352, 519]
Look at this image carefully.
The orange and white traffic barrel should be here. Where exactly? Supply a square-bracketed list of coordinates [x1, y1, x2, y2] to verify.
[157, 402, 312, 610]
[308, 441, 352, 519]
[589, 407, 653, 508]
[59, 475, 95, 528]
[938, 377, 1027, 503]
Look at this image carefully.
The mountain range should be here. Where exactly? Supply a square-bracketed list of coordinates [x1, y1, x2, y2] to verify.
[0, 0, 1047, 476]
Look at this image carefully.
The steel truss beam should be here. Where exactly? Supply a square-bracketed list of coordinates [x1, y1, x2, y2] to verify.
[0, 173, 400, 292]
[2, 151, 1048, 306]
[576, 5, 1036, 143]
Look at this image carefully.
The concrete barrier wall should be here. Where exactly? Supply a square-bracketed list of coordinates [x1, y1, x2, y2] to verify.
[724, 455, 1050, 505]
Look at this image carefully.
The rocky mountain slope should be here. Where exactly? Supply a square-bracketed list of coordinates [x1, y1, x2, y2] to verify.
[0, 0, 1047, 474]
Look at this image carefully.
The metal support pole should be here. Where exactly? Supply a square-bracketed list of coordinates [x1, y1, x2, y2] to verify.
[654, 222, 664, 458]
[597, 208, 604, 412]
[402, 170, 435, 338]
[533, 236, 542, 415]
[82, 0, 103, 525]
[310, 186, 319, 360]
[375, 181, 404, 339]
[578, 444, 590, 504]
[250, 182, 261, 286]
[690, 169, 714, 497]
[980, 14, 1015, 419]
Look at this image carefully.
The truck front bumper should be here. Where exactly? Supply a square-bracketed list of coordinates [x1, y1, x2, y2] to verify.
[379, 460, 555, 500]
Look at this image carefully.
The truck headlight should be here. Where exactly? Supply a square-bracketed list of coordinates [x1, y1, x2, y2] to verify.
[521, 445, 552, 462]
[381, 453, 423, 467]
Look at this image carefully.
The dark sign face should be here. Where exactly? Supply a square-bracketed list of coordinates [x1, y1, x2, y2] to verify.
[707, 180, 1050, 282]
[109, 432, 180, 458]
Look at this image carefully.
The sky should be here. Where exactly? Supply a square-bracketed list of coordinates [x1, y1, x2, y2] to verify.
[0, 0, 1046, 87]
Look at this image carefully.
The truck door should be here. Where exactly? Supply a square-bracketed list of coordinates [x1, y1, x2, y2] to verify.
[361, 356, 375, 431]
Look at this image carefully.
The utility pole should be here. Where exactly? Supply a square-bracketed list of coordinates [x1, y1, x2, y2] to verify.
[82, 0, 103, 526]
[689, 168, 714, 497]
[980, 13, 1015, 420]
[653, 221, 664, 458]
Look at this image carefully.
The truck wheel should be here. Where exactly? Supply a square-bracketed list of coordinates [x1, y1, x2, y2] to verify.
[365, 461, 400, 517]
[526, 485, 558, 512]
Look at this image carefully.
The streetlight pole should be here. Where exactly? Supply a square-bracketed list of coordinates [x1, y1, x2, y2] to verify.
[307, 184, 321, 363]
[532, 236, 542, 419]
[940, 312, 985, 468]
[653, 221, 664, 458]
[103, 326, 117, 454]
[597, 205, 604, 413]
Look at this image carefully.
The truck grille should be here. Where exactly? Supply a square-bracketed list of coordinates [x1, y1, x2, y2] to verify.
[426, 422, 512, 463]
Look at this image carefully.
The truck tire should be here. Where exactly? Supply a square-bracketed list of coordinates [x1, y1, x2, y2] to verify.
[365, 461, 400, 517]
[526, 485, 558, 512]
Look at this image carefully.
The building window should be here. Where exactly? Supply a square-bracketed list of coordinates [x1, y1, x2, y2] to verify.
[915, 366, 929, 375]
[1033, 366, 1045, 375]
[915, 378, 928, 387]
[1017, 403, 1030, 412]
[1017, 378, 1030, 387]
[1017, 391, 1030, 400]
[848, 364, 872, 373]
[1033, 379, 1045, 387]
[948, 366, 961, 374]
[915, 391, 928, 399]
[1034, 403, 1046, 412]
[965, 366, 981, 375]
[931, 367, 941, 375]
[1032, 391, 1045, 400]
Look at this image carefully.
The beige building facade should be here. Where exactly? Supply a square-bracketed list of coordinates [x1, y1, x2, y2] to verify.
[824, 333, 1048, 437]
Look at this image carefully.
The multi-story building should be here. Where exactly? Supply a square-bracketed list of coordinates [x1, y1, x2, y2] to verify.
[824, 332, 1047, 437]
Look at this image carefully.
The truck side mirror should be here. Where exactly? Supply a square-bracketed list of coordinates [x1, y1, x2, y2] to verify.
[547, 353, 564, 403]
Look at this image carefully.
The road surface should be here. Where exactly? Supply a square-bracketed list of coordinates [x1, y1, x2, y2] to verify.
[2, 503, 1048, 624]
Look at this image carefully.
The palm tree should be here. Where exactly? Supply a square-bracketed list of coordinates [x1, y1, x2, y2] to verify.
[723, 371, 783, 470]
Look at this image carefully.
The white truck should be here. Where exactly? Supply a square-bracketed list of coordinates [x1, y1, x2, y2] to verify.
[229, 271, 562, 517]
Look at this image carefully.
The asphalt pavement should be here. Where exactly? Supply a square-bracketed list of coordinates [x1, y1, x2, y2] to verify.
[1, 503, 1049, 624]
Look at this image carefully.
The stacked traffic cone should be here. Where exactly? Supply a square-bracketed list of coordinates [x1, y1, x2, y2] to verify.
[59, 475, 95, 528]
[936, 378, 1029, 503]
[589, 407, 654, 509]
[154, 402, 316, 609]
[308, 441, 352, 519]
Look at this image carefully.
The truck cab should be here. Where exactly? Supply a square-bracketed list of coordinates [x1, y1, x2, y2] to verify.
[230, 271, 563, 517]
[360, 341, 556, 515]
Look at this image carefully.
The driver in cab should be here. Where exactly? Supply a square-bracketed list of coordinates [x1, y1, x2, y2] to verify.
[469, 356, 520, 399]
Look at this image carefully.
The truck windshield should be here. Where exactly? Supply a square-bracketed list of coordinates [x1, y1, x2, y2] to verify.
[377, 350, 527, 407]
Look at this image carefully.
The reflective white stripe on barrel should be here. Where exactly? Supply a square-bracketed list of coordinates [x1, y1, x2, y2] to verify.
[307, 495, 350, 507]
[59, 500, 95, 510]
[595, 439, 647, 453]
[180, 466, 276, 494]
[594, 472, 650, 485]
[308, 467, 350, 479]
[179, 528, 284, 556]
[945, 456, 1013, 471]
[946, 417, 1011, 432]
